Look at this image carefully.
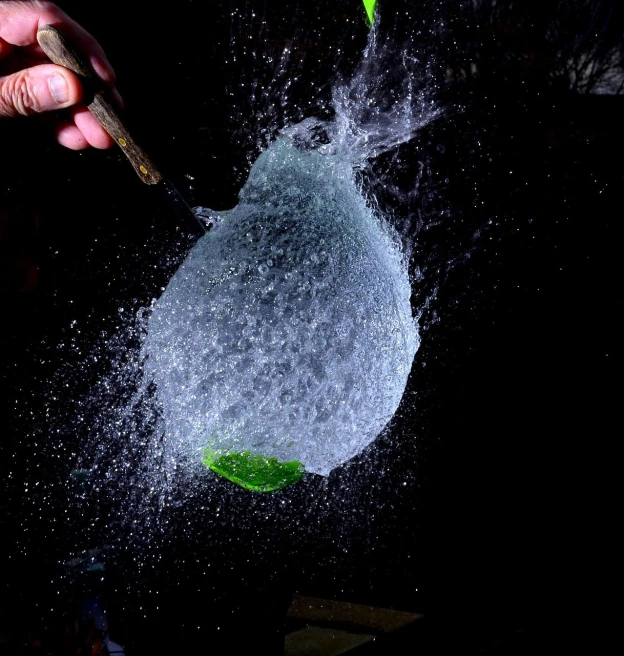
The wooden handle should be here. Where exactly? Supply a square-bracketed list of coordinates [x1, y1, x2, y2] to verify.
[37, 25, 162, 185]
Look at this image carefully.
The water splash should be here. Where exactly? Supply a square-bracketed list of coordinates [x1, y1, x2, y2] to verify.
[328, 23, 441, 165]
[143, 134, 420, 480]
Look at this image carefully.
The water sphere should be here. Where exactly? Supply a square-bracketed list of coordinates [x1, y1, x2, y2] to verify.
[143, 135, 419, 489]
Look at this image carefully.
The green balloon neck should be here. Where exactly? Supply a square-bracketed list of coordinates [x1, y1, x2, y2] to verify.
[363, 0, 377, 25]
[202, 449, 305, 492]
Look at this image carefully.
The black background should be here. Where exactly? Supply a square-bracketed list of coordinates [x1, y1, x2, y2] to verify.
[1, 1, 621, 653]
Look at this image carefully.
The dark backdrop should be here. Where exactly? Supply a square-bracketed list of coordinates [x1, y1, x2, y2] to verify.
[1, 1, 621, 653]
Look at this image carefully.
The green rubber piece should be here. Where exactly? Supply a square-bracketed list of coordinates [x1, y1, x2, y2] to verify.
[363, 0, 377, 25]
[202, 449, 305, 492]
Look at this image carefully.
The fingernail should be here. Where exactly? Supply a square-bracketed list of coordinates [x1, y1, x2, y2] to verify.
[48, 74, 69, 104]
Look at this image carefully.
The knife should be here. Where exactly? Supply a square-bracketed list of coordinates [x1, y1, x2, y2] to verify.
[36, 24, 209, 240]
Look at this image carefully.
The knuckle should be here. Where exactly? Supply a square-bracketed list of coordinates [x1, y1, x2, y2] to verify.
[0, 73, 41, 116]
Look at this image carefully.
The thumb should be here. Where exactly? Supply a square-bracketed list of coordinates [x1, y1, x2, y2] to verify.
[0, 64, 82, 118]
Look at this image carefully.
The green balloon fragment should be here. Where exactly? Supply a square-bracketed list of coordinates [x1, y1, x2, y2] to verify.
[202, 448, 306, 492]
[363, 0, 377, 25]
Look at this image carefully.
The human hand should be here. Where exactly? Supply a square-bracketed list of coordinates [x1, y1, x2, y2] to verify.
[0, 0, 118, 149]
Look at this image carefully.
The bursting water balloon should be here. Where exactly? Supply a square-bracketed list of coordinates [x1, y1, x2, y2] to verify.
[142, 135, 419, 490]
